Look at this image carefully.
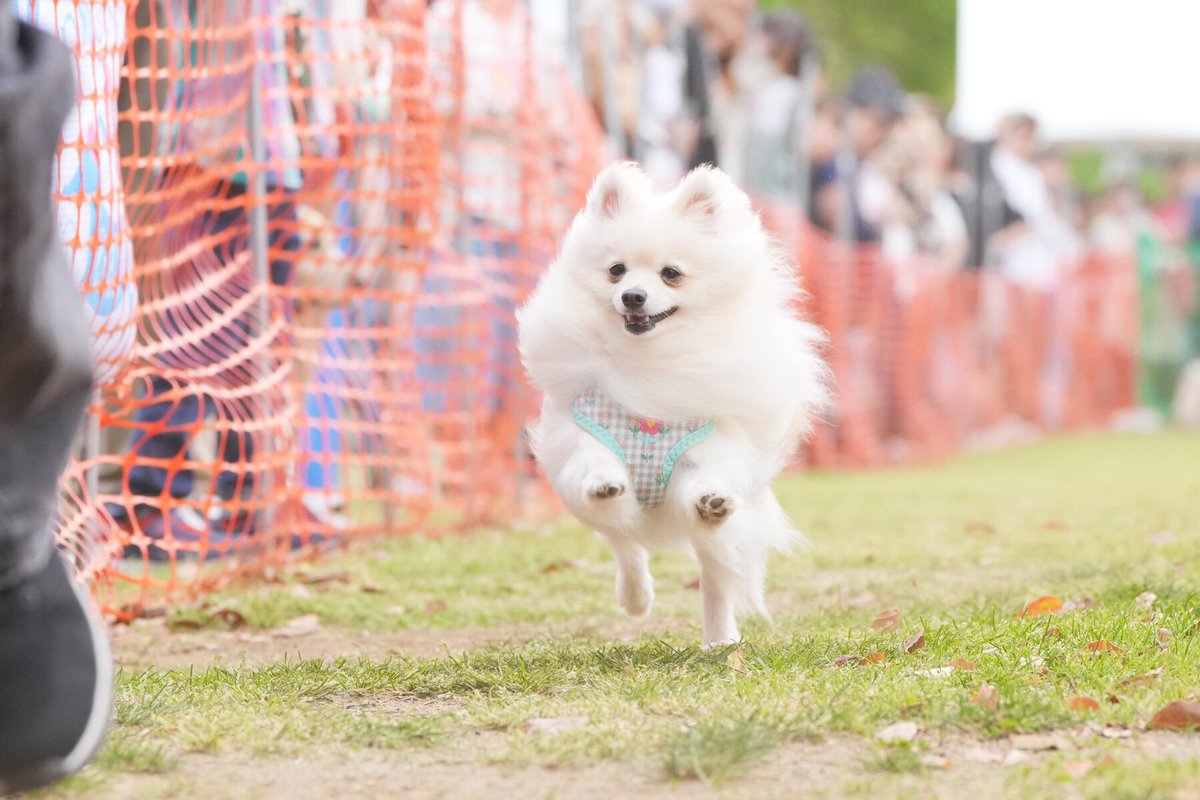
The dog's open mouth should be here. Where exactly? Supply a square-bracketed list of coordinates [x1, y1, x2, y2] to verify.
[623, 306, 678, 335]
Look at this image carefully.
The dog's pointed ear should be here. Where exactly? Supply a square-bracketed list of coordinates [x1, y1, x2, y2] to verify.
[673, 165, 735, 221]
[586, 161, 646, 219]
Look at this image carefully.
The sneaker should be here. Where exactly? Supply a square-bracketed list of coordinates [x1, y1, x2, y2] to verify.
[0, 552, 112, 794]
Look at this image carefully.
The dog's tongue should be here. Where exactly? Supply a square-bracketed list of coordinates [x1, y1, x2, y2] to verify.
[626, 314, 649, 324]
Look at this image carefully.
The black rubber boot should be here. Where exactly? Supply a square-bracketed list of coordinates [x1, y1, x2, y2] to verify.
[0, 8, 111, 795]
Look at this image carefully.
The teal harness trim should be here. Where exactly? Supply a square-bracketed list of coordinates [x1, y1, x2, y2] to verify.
[571, 387, 716, 507]
[571, 408, 627, 463]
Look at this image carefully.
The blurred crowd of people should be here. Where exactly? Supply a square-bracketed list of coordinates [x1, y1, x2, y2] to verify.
[577, 0, 1200, 288]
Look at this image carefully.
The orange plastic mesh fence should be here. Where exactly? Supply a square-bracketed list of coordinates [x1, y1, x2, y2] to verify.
[30, 3, 1137, 619]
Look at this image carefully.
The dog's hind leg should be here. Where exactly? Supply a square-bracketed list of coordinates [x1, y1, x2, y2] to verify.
[602, 533, 654, 617]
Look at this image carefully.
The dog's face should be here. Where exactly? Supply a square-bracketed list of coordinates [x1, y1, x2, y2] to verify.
[556, 163, 763, 340]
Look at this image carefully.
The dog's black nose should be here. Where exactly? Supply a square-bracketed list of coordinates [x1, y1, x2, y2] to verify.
[621, 288, 647, 310]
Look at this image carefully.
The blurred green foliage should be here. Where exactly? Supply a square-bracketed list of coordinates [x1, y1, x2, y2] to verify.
[762, 0, 957, 110]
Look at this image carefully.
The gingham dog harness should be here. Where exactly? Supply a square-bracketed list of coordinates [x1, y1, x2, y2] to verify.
[571, 386, 716, 508]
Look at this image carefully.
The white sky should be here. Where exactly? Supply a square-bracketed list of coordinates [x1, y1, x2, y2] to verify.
[953, 0, 1200, 142]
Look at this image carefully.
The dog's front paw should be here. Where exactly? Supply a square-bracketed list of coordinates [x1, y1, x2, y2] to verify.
[585, 474, 628, 501]
[695, 492, 736, 524]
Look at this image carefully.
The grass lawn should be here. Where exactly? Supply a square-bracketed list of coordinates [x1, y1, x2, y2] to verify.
[38, 432, 1200, 799]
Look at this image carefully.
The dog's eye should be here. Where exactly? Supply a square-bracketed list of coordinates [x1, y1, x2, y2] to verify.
[660, 266, 683, 285]
[608, 263, 626, 281]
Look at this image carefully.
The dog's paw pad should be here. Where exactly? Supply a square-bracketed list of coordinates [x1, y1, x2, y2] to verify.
[588, 482, 626, 500]
[696, 493, 734, 523]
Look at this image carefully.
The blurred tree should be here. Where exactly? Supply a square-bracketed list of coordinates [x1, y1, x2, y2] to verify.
[763, 0, 956, 110]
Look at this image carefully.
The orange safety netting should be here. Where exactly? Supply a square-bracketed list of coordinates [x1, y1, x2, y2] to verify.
[36, 2, 1139, 620]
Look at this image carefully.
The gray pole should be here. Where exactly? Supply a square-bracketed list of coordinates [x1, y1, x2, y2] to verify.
[247, 0, 276, 535]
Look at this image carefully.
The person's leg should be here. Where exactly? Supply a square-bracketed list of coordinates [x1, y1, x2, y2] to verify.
[0, 12, 111, 792]
[125, 375, 201, 501]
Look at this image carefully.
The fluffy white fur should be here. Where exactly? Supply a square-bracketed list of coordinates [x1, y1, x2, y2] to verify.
[517, 163, 829, 647]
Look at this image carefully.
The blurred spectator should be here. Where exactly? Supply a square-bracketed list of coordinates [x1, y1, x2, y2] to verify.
[879, 98, 969, 270]
[812, 66, 907, 242]
[112, 0, 309, 553]
[580, 0, 654, 158]
[1089, 181, 1151, 255]
[983, 112, 1079, 289]
[1152, 155, 1191, 244]
[742, 9, 817, 201]
[638, 0, 690, 187]
[680, 0, 754, 177]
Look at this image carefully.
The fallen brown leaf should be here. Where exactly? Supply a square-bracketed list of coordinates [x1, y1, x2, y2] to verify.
[360, 585, 384, 595]
[301, 571, 351, 587]
[1068, 696, 1101, 713]
[872, 608, 902, 633]
[423, 599, 448, 615]
[1041, 520, 1068, 531]
[1021, 595, 1064, 618]
[1135, 591, 1158, 611]
[947, 658, 976, 671]
[904, 632, 926, 654]
[210, 608, 246, 629]
[1157, 628, 1173, 649]
[1148, 530, 1176, 546]
[1118, 668, 1164, 690]
[1083, 640, 1125, 655]
[167, 618, 203, 631]
[858, 651, 887, 666]
[832, 654, 860, 668]
[1148, 701, 1200, 731]
[964, 521, 996, 535]
[972, 684, 999, 709]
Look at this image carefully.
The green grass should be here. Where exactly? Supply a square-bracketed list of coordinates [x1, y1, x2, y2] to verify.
[45, 432, 1200, 798]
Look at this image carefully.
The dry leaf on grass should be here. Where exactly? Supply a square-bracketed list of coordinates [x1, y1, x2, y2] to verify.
[832, 655, 860, 668]
[965, 521, 996, 535]
[1088, 723, 1133, 739]
[1118, 669, 1164, 690]
[948, 658, 976, 671]
[1157, 628, 1173, 649]
[211, 608, 246, 629]
[915, 666, 956, 677]
[1068, 696, 1101, 713]
[904, 632, 926, 654]
[273, 614, 321, 638]
[727, 648, 746, 673]
[300, 570, 350, 587]
[1083, 640, 1125, 655]
[1148, 701, 1200, 731]
[1041, 520, 1068, 531]
[523, 717, 589, 735]
[872, 608, 902, 633]
[1135, 591, 1158, 611]
[423, 599, 448, 615]
[876, 721, 919, 743]
[858, 652, 886, 666]
[1148, 530, 1176, 546]
[1020, 595, 1064, 618]
[972, 684, 999, 709]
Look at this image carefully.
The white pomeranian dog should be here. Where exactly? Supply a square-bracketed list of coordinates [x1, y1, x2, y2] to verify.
[517, 162, 828, 647]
